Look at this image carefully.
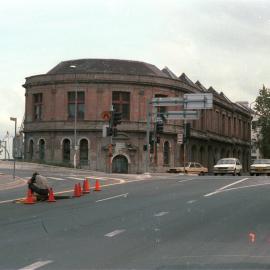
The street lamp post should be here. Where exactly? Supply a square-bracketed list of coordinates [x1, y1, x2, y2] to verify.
[70, 65, 78, 169]
[10, 117, 17, 180]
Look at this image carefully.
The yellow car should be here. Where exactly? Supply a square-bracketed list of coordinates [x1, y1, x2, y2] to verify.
[167, 162, 208, 175]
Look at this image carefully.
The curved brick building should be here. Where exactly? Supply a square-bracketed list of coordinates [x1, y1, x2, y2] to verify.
[23, 59, 251, 173]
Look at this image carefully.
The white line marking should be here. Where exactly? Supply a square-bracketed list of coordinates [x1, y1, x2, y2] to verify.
[96, 193, 128, 202]
[204, 178, 249, 197]
[0, 177, 151, 205]
[67, 177, 84, 181]
[154, 211, 169, 217]
[19, 260, 53, 270]
[178, 179, 194, 183]
[105, 229, 125, 237]
[211, 182, 270, 194]
[187, 200, 197, 204]
[48, 177, 65, 181]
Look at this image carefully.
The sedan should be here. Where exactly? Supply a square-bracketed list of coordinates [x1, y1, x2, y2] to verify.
[167, 162, 208, 175]
[250, 159, 270, 176]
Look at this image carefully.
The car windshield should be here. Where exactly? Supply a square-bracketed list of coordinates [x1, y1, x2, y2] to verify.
[217, 159, 235, 165]
[253, 159, 270, 164]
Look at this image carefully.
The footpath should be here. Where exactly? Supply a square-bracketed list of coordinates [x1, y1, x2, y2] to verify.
[0, 173, 26, 191]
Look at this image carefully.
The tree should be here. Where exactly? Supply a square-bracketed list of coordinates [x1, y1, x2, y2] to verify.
[254, 85, 270, 157]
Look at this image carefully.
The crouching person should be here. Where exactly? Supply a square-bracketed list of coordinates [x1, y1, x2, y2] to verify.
[28, 172, 50, 201]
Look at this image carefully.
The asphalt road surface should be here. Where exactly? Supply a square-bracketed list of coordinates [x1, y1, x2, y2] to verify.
[1, 162, 270, 269]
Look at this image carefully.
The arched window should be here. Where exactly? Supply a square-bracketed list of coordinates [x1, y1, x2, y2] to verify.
[29, 140, 34, 160]
[80, 139, 88, 165]
[163, 141, 170, 166]
[39, 139, 45, 161]
[63, 139, 70, 163]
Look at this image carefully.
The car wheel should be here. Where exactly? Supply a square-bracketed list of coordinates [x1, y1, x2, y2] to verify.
[199, 171, 205, 176]
[214, 173, 218, 176]
[232, 170, 236, 176]
[238, 170, 242, 176]
[250, 173, 254, 176]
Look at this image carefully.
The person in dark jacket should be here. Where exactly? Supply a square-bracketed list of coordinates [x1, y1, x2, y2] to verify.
[28, 172, 50, 199]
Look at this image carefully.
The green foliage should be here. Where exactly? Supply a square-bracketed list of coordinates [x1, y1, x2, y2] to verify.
[254, 85, 270, 157]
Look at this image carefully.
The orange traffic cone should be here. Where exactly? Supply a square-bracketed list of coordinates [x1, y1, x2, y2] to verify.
[24, 189, 36, 204]
[94, 179, 101, 191]
[47, 188, 56, 202]
[78, 182, 83, 196]
[83, 179, 90, 194]
[73, 184, 81, 197]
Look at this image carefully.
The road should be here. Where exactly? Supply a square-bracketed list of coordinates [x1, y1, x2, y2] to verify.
[1, 162, 270, 269]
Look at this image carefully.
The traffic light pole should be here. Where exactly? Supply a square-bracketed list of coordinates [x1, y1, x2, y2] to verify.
[109, 105, 114, 173]
[145, 100, 151, 173]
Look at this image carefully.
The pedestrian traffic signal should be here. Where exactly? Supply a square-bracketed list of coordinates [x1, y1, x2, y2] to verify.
[113, 111, 122, 127]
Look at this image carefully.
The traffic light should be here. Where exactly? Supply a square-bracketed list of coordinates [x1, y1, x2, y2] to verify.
[185, 123, 191, 139]
[156, 120, 164, 134]
[113, 128, 118, 137]
[106, 127, 113, 136]
[112, 111, 122, 127]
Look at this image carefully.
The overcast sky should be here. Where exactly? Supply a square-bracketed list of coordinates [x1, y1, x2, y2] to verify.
[1, 0, 270, 144]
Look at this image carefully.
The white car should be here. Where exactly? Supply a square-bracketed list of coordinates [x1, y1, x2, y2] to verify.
[213, 158, 242, 176]
[250, 159, 270, 176]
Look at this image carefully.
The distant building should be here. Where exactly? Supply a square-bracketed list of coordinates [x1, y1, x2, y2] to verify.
[23, 59, 251, 173]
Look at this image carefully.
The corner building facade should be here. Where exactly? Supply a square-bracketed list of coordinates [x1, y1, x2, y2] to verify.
[23, 59, 251, 173]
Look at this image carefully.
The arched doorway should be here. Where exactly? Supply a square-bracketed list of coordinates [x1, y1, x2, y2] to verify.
[112, 155, 128, 173]
[39, 139, 45, 161]
[29, 140, 34, 160]
[163, 141, 170, 166]
[63, 139, 70, 163]
[80, 139, 88, 166]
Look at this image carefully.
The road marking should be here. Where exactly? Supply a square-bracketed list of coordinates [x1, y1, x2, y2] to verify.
[178, 179, 194, 183]
[204, 178, 249, 197]
[19, 260, 53, 270]
[96, 193, 128, 202]
[0, 177, 151, 205]
[154, 211, 169, 217]
[67, 177, 84, 181]
[105, 229, 125, 237]
[211, 182, 270, 194]
[48, 177, 65, 181]
[187, 200, 197, 204]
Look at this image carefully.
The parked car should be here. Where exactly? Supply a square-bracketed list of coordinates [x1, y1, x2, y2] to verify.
[167, 162, 208, 175]
[213, 158, 242, 176]
[250, 159, 270, 176]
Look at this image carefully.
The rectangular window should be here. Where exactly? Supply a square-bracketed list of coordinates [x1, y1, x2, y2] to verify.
[33, 93, 43, 120]
[112, 91, 130, 120]
[68, 91, 85, 120]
